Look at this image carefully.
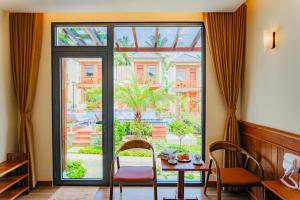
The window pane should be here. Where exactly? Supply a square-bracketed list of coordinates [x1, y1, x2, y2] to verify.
[147, 66, 157, 77]
[176, 71, 186, 81]
[61, 57, 103, 180]
[56, 26, 107, 46]
[114, 25, 203, 183]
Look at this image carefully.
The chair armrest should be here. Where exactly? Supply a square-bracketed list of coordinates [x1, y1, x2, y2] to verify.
[244, 153, 264, 180]
[209, 152, 221, 182]
[111, 150, 121, 179]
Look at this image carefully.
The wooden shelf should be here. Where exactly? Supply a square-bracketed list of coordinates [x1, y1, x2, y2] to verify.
[0, 153, 29, 200]
[0, 186, 29, 200]
[0, 174, 29, 193]
[0, 161, 28, 177]
[262, 180, 300, 200]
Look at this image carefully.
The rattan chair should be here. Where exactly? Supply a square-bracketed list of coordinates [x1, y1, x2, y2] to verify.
[110, 139, 157, 200]
[204, 141, 264, 200]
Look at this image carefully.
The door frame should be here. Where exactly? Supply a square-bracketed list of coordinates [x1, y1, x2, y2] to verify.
[52, 23, 114, 186]
[52, 22, 206, 186]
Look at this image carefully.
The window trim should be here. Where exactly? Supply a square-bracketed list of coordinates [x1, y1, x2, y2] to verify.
[52, 22, 206, 187]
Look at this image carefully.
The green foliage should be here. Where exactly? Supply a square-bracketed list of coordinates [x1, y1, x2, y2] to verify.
[120, 149, 152, 157]
[96, 124, 102, 133]
[185, 172, 196, 180]
[146, 33, 168, 48]
[57, 31, 75, 45]
[169, 120, 194, 138]
[129, 121, 152, 138]
[169, 120, 194, 152]
[115, 74, 174, 121]
[66, 160, 86, 178]
[86, 87, 102, 110]
[182, 114, 201, 135]
[78, 146, 102, 154]
[114, 36, 132, 66]
[86, 88, 102, 102]
[114, 119, 129, 143]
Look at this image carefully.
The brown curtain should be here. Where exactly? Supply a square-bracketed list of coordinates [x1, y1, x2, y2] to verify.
[204, 5, 246, 168]
[9, 13, 43, 188]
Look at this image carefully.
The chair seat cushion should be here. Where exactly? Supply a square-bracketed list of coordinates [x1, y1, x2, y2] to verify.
[213, 168, 261, 186]
[114, 166, 154, 183]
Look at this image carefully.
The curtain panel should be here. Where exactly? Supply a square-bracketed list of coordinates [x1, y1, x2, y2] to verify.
[204, 5, 246, 168]
[9, 13, 43, 188]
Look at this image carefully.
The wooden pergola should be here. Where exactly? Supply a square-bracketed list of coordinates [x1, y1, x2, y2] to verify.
[59, 26, 202, 52]
[115, 27, 202, 52]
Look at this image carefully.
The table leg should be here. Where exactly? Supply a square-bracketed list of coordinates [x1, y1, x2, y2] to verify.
[178, 171, 185, 199]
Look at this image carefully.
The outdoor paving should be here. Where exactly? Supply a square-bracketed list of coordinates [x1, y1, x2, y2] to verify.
[65, 153, 200, 181]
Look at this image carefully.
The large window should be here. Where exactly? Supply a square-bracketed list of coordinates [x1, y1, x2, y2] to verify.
[52, 23, 205, 186]
[113, 25, 205, 184]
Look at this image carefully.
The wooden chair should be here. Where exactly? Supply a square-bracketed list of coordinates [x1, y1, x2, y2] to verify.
[110, 139, 157, 200]
[204, 141, 264, 200]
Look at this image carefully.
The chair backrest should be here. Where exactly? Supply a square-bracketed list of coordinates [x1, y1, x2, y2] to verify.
[208, 141, 264, 179]
[209, 141, 246, 155]
[118, 139, 153, 152]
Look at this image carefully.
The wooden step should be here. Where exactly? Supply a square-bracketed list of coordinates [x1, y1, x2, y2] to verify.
[0, 161, 28, 177]
[0, 174, 28, 194]
[0, 186, 28, 200]
[76, 132, 92, 136]
[74, 135, 90, 139]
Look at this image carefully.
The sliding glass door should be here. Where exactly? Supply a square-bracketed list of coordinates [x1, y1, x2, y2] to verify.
[52, 23, 205, 186]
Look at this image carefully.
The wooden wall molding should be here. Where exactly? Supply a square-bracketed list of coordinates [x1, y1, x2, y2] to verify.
[239, 121, 300, 200]
[239, 121, 300, 154]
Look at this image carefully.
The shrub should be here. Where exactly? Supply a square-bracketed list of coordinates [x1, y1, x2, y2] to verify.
[114, 119, 129, 143]
[129, 121, 152, 138]
[66, 160, 86, 178]
[96, 124, 102, 132]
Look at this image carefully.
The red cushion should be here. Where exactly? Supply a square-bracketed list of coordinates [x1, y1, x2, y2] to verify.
[114, 166, 154, 183]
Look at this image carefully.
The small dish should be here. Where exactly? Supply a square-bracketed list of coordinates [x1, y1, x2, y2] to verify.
[168, 159, 178, 165]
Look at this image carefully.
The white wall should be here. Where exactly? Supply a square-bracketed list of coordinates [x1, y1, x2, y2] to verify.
[0, 10, 18, 162]
[32, 12, 228, 181]
[242, 0, 300, 134]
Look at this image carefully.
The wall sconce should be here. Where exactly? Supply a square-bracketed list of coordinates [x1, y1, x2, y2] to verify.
[263, 30, 276, 51]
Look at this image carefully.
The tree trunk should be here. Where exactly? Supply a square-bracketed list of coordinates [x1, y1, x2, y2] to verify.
[135, 111, 142, 122]
[179, 138, 183, 152]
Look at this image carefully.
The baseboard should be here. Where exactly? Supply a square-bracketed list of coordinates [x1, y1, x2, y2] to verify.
[205, 181, 217, 187]
[36, 181, 53, 187]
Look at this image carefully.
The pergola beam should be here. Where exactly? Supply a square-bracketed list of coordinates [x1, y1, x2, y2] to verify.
[85, 27, 103, 46]
[191, 29, 202, 49]
[63, 28, 86, 46]
[173, 27, 182, 49]
[132, 27, 139, 48]
[115, 47, 201, 52]
[154, 27, 159, 48]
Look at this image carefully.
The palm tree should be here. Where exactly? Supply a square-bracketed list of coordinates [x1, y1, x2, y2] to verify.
[114, 36, 133, 66]
[145, 33, 168, 48]
[115, 74, 175, 122]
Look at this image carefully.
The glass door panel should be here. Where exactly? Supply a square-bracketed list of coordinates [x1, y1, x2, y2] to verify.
[61, 57, 103, 180]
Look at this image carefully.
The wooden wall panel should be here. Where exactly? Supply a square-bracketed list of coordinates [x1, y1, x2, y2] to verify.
[239, 121, 300, 200]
